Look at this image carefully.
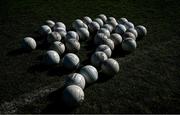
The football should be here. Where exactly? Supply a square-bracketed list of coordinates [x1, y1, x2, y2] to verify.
[106, 17, 118, 28]
[65, 39, 80, 53]
[72, 19, 88, 30]
[121, 37, 137, 52]
[98, 28, 111, 38]
[54, 27, 67, 38]
[94, 33, 108, 45]
[94, 18, 104, 27]
[91, 51, 108, 68]
[98, 14, 107, 23]
[39, 25, 52, 36]
[21, 37, 37, 50]
[83, 16, 92, 25]
[79, 65, 98, 84]
[96, 44, 112, 58]
[135, 25, 147, 39]
[126, 28, 138, 38]
[88, 21, 100, 33]
[123, 21, 135, 29]
[101, 58, 119, 76]
[53, 22, 66, 30]
[102, 24, 114, 33]
[62, 85, 84, 107]
[45, 20, 55, 28]
[100, 38, 115, 50]
[49, 41, 65, 55]
[62, 53, 80, 70]
[115, 24, 126, 35]
[42, 50, 60, 65]
[64, 73, 86, 89]
[47, 32, 62, 44]
[118, 17, 128, 24]
[123, 32, 136, 40]
[76, 28, 90, 41]
[110, 33, 122, 46]
[66, 31, 79, 41]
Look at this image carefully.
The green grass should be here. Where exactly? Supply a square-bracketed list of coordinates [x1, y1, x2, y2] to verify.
[0, 0, 180, 113]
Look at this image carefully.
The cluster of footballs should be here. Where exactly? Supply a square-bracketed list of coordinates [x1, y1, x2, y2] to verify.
[21, 14, 147, 107]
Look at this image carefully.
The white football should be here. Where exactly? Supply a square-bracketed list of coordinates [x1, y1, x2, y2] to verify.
[135, 25, 147, 38]
[98, 14, 107, 23]
[43, 50, 60, 65]
[110, 33, 122, 46]
[72, 19, 88, 30]
[88, 21, 100, 33]
[62, 53, 80, 70]
[102, 24, 114, 33]
[123, 21, 134, 29]
[65, 39, 80, 53]
[106, 17, 117, 23]
[49, 41, 65, 55]
[101, 38, 115, 51]
[122, 38, 137, 52]
[115, 24, 126, 35]
[91, 51, 108, 68]
[76, 28, 90, 41]
[64, 73, 86, 89]
[101, 58, 119, 76]
[106, 17, 118, 28]
[94, 33, 108, 45]
[96, 44, 112, 58]
[54, 27, 67, 39]
[118, 17, 128, 24]
[47, 32, 61, 43]
[123, 32, 136, 40]
[45, 20, 55, 28]
[126, 28, 138, 38]
[83, 16, 92, 25]
[62, 85, 84, 107]
[21, 37, 37, 50]
[98, 28, 110, 38]
[53, 22, 66, 30]
[66, 31, 79, 41]
[79, 65, 98, 84]
[94, 18, 104, 27]
[39, 25, 52, 36]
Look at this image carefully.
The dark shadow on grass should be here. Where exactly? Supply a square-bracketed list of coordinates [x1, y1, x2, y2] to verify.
[47, 66, 72, 77]
[111, 46, 131, 58]
[28, 63, 72, 77]
[84, 39, 96, 51]
[36, 41, 49, 50]
[41, 86, 76, 114]
[28, 63, 52, 73]
[7, 48, 32, 56]
[96, 71, 115, 83]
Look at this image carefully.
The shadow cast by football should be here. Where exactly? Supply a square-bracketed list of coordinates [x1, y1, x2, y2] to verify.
[80, 57, 92, 66]
[7, 48, 33, 56]
[41, 86, 76, 114]
[96, 71, 115, 83]
[84, 39, 96, 51]
[28, 63, 72, 78]
[27, 63, 53, 73]
[111, 46, 131, 58]
[47, 66, 72, 77]
[36, 41, 49, 50]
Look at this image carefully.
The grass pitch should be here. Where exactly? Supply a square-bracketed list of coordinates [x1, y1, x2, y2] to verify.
[0, 0, 180, 113]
